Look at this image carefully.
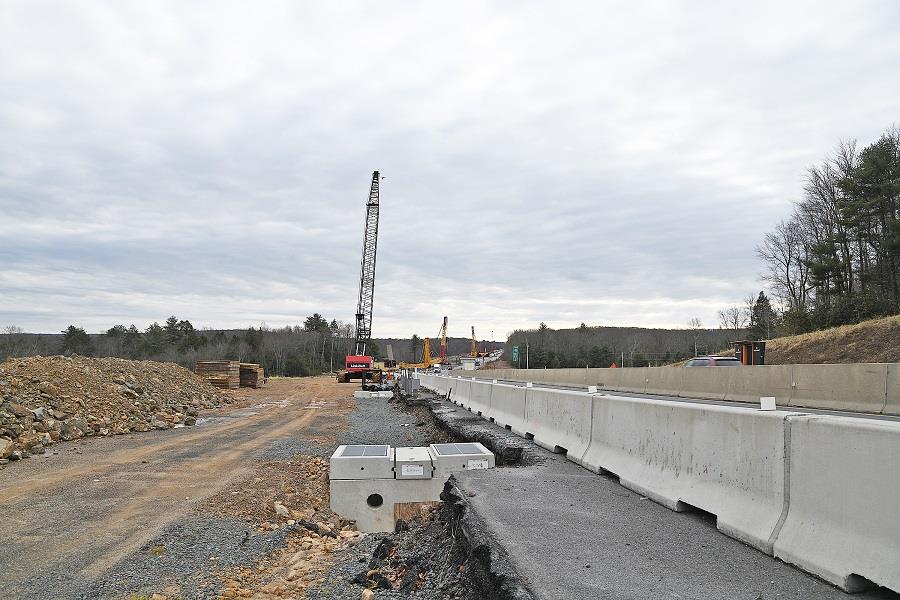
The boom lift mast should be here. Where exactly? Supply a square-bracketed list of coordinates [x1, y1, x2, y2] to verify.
[471, 326, 489, 359]
[439, 316, 448, 364]
[398, 337, 433, 370]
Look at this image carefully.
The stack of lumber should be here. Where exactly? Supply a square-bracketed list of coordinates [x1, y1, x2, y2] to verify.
[195, 360, 240, 389]
[239, 363, 265, 388]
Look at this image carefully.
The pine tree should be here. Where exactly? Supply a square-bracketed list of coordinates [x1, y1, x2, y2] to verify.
[748, 292, 777, 340]
[60, 325, 95, 356]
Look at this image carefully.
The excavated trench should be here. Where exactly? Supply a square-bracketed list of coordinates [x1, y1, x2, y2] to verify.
[391, 388, 540, 600]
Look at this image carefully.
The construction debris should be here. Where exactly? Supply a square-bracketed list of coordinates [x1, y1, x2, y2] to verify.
[0, 355, 233, 463]
[196, 360, 240, 389]
[239, 363, 265, 389]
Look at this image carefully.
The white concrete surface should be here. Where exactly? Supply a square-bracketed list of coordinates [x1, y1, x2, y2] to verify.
[523, 387, 594, 460]
[774, 415, 900, 592]
[580, 395, 794, 553]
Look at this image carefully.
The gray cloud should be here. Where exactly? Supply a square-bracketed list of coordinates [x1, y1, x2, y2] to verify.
[2, 1, 900, 337]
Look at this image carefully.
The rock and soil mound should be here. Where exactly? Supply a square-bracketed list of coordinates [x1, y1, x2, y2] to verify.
[762, 314, 900, 364]
[0, 355, 233, 462]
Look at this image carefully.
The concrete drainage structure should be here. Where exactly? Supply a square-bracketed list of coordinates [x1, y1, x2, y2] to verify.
[330, 442, 496, 532]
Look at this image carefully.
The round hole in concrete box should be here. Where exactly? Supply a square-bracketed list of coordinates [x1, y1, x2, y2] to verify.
[367, 493, 384, 508]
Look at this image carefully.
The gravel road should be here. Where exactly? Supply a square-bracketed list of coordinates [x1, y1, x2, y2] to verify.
[0, 377, 359, 599]
[0, 377, 462, 600]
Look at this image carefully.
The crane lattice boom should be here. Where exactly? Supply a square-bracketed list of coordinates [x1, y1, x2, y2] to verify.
[439, 316, 448, 361]
[354, 171, 380, 356]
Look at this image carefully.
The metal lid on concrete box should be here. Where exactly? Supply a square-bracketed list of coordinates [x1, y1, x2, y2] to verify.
[394, 446, 433, 480]
[428, 442, 495, 475]
[330, 444, 395, 480]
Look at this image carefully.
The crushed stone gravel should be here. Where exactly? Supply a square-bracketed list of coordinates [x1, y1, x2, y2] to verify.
[68, 516, 290, 600]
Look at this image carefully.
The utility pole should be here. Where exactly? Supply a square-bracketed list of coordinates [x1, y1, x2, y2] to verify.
[526, 338, 530, 369]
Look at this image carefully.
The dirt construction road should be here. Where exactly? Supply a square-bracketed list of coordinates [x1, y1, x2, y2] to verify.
[0, 377, 357, 599]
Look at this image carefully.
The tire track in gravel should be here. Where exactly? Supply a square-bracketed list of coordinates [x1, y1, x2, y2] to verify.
[0, 377, 355, 596]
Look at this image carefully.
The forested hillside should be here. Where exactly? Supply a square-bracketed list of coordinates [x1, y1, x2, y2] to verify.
[755, 124, 900, 334]
[503, 323, 736, 368]
[0, 315, 487, 376]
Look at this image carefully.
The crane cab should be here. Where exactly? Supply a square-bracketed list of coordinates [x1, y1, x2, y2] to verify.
[338, 354, 381, 384]
[346, 355, 374, 372]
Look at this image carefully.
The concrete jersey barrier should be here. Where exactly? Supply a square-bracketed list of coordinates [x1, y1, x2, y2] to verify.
[475, 364, 899, 415]
[418, 373, 900, 593]
[468, 379, 493, 416]
[724, 365, 793, 404]
[522, 387, 593, 460]
[452, 377, 473, 407]
[886, 364, 900, 415]
[788, 363, 888, 413]
[580, 394, 792, 554]
[485, 383, 528, 436]
[774, 415, 900, 592]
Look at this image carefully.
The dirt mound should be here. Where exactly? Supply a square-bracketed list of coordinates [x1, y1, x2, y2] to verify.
[0, 355, 233, 462]
[762, 315, 900, 364]
[478, 360, 511, 370]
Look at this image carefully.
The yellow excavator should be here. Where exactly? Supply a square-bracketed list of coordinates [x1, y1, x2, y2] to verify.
[398, 337, 435, 370]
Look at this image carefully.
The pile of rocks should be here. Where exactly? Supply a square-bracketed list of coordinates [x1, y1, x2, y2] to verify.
[0, 355, 234, 463]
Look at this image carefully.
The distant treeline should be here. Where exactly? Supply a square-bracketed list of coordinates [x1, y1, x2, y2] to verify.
[756, 124, 900, 334]
[0, 316, 490, 376]
[503, 323, 737, 368]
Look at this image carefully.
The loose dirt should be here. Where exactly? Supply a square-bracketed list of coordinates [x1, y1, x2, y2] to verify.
[0, 355, 233, 462]
[0, 376, 358, 599]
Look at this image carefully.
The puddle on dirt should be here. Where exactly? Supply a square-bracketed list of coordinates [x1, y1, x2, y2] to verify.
[251, 399, 292, 410]
[302, 401, 337, 410]
[194, 416, 236, 426]
[195, 399, 293, 427]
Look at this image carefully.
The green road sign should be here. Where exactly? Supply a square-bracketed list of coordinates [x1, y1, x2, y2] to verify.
[511, 346, 519, 362]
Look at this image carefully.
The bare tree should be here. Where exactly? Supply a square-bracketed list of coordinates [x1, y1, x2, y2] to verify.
[688, 318, 703, 356]
[756, 217, 810, 311]
[717, 306, 747, 332]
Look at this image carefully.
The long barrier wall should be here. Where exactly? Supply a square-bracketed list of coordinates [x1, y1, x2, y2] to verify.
[417, 373, 900, 593]
[474, 363, 900, 415]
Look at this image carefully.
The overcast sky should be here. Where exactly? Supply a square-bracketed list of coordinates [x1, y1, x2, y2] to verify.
[2, 1, 899, 339]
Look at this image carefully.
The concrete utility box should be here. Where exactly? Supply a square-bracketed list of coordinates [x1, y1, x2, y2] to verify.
[428, 442, 495, 476]
[395, 446, 433, 479]
[330, 444, 395, 480]
[330, 443, 496, 533]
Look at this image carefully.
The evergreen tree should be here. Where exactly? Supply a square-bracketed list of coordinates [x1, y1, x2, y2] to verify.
[60, 325, 95, 356]
[588, 345, 602, 368]
[748, 292, 777, 340]
[142, 322, 166, 355]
